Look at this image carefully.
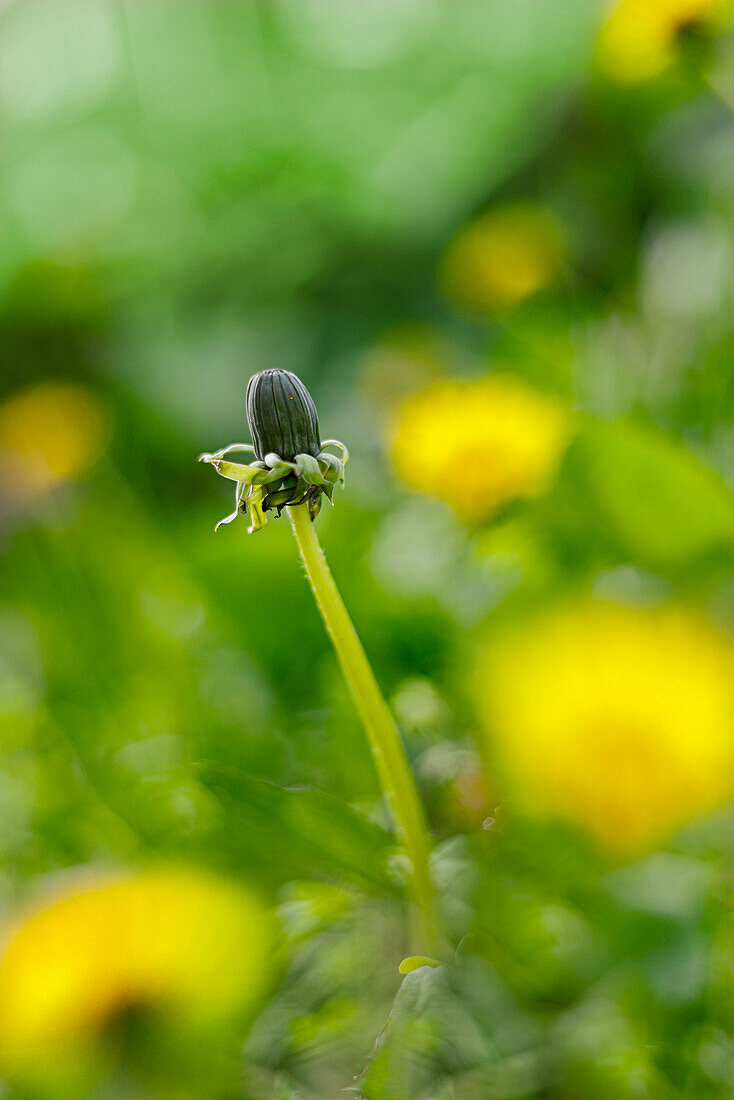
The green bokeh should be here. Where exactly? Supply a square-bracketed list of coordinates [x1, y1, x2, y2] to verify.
[0, 1, 733, 1096]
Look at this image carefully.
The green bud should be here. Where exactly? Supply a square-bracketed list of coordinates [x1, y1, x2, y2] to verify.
[201, 375, 346, 533]
[246, 370, 321, 462]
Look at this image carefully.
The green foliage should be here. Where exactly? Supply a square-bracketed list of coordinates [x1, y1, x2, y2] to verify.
[198, 763, 399, 895]
[581, 419, 734, 568]
[0, 0, 732, 1096]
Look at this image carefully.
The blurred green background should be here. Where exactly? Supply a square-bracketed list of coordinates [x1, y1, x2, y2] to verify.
[1, 0, 734, 1097]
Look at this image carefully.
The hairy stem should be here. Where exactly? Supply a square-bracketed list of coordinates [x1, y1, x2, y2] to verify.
[287, 503, 437, 952]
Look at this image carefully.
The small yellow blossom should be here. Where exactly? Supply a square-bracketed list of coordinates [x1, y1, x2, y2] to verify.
[0, 381, 107, 505]
[439, 204, 565, 314]
[0, 866, 271, 1089]
[479, 600, 734, 854]
[390, 375, 569, 521]
[598, 0, 730, 82]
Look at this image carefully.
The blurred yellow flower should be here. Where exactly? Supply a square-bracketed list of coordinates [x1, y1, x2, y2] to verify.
[0, 866, 271, 1088]
[0, 381, 107, 505]
[390, 375, 569, 521]
[479, 600, 734, 854]
[439, 204, 565, 313]
[598, 0, 730, 82]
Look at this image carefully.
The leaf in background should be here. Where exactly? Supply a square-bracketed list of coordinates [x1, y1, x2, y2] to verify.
[359, 962, 507, 1100]
[197, 763, 398, 895]
[581, 420, 734, 567]
[359, 965, 447, 1100]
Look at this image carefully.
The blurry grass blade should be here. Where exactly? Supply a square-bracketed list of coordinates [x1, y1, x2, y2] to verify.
[197, 763, 399, 894]
[359, 964, 449, 1098]
[398, 955, 443, 974]
[581, 420, 734, 566]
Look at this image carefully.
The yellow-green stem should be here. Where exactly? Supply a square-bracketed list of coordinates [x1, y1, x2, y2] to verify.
[287, 503, 437, 952]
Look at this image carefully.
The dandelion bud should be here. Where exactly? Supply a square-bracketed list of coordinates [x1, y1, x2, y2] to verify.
[246, 369, 321, 462]
[202, 370, 346, 532]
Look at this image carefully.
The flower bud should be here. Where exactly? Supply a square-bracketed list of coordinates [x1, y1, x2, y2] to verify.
[246, 370, 321, 462]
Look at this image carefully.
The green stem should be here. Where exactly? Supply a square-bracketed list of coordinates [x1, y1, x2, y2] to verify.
[287, 503, 438, 953]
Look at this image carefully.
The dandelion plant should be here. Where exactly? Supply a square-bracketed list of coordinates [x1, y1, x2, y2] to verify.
[199, 370, 438, 952]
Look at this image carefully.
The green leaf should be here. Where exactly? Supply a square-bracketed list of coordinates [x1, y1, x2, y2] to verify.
[582, 420, 734, 567]
[197, 763, 399, 895]
[360, 966, 447, 1100]
[399, 956, 443, 974]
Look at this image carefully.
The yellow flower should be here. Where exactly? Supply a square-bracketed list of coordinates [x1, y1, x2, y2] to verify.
[439, 204, 564, 314]
[479, 600, 734, 854]
[390, 375, 569, 521]
[0, 866, 271, 1090]
[598, 0, 730, 82]
[0, 381, 107, 506]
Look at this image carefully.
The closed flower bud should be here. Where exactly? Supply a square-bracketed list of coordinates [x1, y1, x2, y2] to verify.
[201, 369, 346, 532]
[246, 369, 321, 462]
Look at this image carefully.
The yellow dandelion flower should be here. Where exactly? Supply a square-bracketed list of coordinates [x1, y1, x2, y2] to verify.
[479, 600, 734, 855]
[390, 375, 570, 521]
[439, 204, 565, 314]
[0, 866, 271, 1088]
[0, 381, 107, 506]
[598, 0, 730, 83]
